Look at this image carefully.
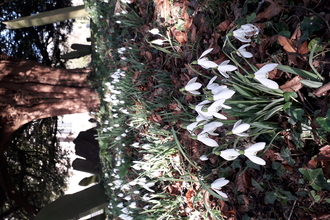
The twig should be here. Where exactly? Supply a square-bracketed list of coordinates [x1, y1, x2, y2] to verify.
[287, 200, 297, 220]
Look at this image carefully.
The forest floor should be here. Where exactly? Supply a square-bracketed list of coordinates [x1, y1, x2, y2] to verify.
[86, 0, 330, 219]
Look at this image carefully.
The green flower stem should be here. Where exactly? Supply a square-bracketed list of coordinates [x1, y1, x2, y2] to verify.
[187, 64, 213, 79]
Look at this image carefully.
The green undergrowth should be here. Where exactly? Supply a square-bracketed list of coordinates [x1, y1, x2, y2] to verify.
[85, 0, 330, 219]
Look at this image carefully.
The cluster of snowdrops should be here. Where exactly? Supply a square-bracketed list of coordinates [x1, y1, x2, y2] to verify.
[179, 24, 281, 199]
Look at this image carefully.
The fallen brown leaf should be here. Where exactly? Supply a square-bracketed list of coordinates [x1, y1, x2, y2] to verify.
[236, 170, 250, 193]
[255, 0, 286, 21]
[280, 75, 303, 92]
[277, 35, 296, 53]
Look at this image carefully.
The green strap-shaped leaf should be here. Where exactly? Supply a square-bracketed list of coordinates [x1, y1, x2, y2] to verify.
[276, 65, 320, 81]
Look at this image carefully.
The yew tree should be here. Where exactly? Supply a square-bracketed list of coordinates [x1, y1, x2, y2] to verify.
[0, 55, 100, 218]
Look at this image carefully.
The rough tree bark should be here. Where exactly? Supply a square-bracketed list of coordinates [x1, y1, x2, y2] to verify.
[0, 55, 100, 217]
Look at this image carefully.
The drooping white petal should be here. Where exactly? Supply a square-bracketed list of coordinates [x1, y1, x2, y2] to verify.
[149, 28, 160, 35]
[233, 24, 259, 43]
[254, 63, 278, 77]
[237, 44, 253, 58]
[232, 120, 250, 136]
[207, 76, 220, 91]
[211, 177, 229, 189]
[217, 60, 237, 78]
[255, 77, 279, 90]
[186, 122, 199, 133]
[213, 88, 236, 101]
[219, 149, 240, 161]
[197, 133, 219, 147]
[213, 189, 228, 198]
[185, 77, 202, 94]
[198, 58, 218, 69]
[199, 155, 209, 161]
[209, 99, 231, 112]
[199, 48, 213, 59]
[245, 155, 266, 165]
[200, 121, 223, 136]
[151, 39, 164, 45]
[245, 142, 266, 153]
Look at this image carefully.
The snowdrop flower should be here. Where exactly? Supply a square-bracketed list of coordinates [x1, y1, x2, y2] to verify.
[116, 20, 121, 24]
[117, 202, 124, 208]
[231, 120, 250, 137]
[129, 202, 137, 209]
[149, 28, 160, 35]
[212, 86, 236, 101]
[200, 155, 209, 161]
[219, 149, 240, 161]
[184, 77, 202, 95]
[208, 99, 231, 112]
[254, 63, 279, 89]
[195, 100, 227, 120]
[217, 60, 237, 78]
[197, 133, 219, 147]
[211, 177, 229, 198]
[207, 76, 220, 92]
[197, 48, 218, 69]
[186, 120, 208, 134]
[233, 24, 259, 43]
[200, 122, 223, 136]
[151, 39, 165, 45]
[236, 44, 253, 58]
[195, 100, 213, 120]
[243, 142, 266, 165]
[143, 182, 155, 192]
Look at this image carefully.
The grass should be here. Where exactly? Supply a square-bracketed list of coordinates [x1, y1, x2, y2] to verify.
[84, 0, 330, 219]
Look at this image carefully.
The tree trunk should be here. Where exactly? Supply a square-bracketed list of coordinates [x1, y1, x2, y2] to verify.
[0, 56, 100, 149]
[0, 55, 100, 217]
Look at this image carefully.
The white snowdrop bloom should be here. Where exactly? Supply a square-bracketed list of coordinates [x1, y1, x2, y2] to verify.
[133, 190, 140, 194]
[121, 133, 127, 137]
[212, 86, 236, 101]
[233, 24, 259, 43]
[254, 63, 279, 89]
[143, 182, 155, 192]
[129, 202, 137, 208]
[199, 155, 209, 161]
[142, 194, 151, 201]
[115, 136, 121, 141]
[131, 142, 140, 148]
[121, 184, 131, 190]
[118, 47, 126, 54]
[149, 28, 160, 35]
[244, 142, 266, 165]
[200, 121, 223, 136]
[121, 207, 129, 214]
[184, 77, 202, 95]
[209, 99, 231, 111]
[118, 193, 124, 197]
[115, 12, 120, 16]
[207, 76, 220, 92]
[217, 60, 237, 78]
[211, 177, 229, 198]
[186, 120, 208, 134]
[197, 48, 218, 69]
[131, 163, 142, 170]
[121, 57, 127, 61]
[117, 202, 124, 208]
[236, 44, 253, 58]
[151, 39, 165, 45]
[116, 20, 122, 24]
[231, 120, 250, 137]
[195, 100, 213, 120]
[114, 124, 120, 127]
[219, 149, 240, 161]
[124, 195, 131, 200]
[197, 133, 219, 147]
[121, 10, 128, 14]
[142, 144, 151, 150]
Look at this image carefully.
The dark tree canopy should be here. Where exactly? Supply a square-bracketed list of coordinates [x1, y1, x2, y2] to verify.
[1, 117, 70, 219]
[0, 0, 74, 67]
